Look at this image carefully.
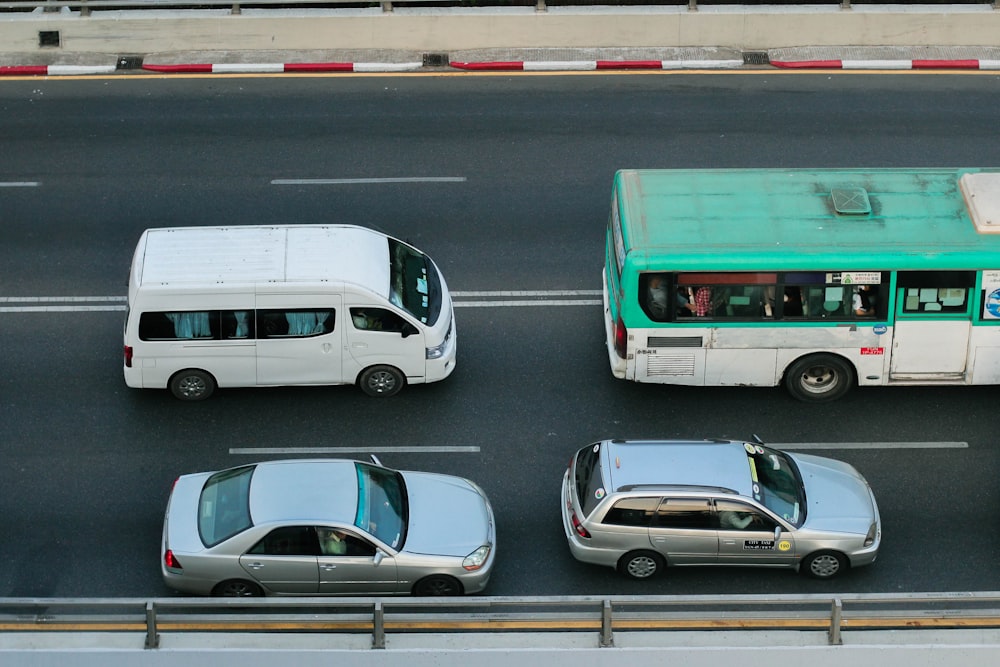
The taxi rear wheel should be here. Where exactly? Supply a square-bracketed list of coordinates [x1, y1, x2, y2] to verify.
[802, 550, 848, 579]
[618, 550, 665, 580]
[212, 579, 263, 597]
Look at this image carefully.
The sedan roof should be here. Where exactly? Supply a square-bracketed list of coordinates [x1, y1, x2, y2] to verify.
[601, 440, 754, 497]
[248, 460, 360, 526]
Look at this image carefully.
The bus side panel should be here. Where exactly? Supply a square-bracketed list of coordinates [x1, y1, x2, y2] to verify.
[970, 325, 1000, 384]
[627, 326, 889, 388]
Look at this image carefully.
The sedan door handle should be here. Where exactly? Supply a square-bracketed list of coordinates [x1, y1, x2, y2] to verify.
[321, 564, 337, 571]
[246, 562, 264, 570]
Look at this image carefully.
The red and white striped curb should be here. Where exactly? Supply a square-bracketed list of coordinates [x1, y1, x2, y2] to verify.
[142, 62, 423, 73]
[6, 58, 1000, 76]
[450, 59, 744, 71]
[771, 58, 1000, 70]
[0, 64, 118, 76]
[0, 62, 423, 75]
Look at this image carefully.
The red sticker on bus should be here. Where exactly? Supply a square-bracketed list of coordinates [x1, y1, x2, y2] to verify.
[860, 347, 884, 355]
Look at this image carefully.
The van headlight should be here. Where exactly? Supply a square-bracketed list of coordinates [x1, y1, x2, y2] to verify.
[426, 340, 447, 360]
[462, 545, 491, 571]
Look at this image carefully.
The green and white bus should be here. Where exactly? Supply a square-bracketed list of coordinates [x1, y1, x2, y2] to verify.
[604, 168, 1000, 401]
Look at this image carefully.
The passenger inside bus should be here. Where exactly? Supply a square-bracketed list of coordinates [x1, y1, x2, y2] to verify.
[853, 285, 875, 317]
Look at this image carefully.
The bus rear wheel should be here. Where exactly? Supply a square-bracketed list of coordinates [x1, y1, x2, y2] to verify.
[784, 354, 853, 403]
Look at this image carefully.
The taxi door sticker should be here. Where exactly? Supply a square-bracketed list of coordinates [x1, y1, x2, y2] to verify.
[743, 540, 775, 551]
[778, 540, 792, 552]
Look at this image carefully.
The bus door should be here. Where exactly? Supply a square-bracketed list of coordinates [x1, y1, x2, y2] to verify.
[889, 272, 975, 380]
[255, 295, 345, 385]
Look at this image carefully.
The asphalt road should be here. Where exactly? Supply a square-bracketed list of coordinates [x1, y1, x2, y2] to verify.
[1, 71, 999, 598]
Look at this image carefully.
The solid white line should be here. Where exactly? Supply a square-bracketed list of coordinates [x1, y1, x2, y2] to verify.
[774, 442, 968, 450]
[454, 300, 601, 307]
[0, 305, 127, 312]
[230, 446, 480, 455]
[453, 290, 602, 297]
[0, 182, 40, 187]
[0, 296, 126, 302]
[271, 177, 466, 185]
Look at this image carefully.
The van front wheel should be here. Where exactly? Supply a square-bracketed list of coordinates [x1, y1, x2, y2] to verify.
[359, 365, 405, 397]
[169, 369, 216, 401]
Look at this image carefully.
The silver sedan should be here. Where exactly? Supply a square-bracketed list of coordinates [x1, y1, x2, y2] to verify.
[162, 457, 496, 596]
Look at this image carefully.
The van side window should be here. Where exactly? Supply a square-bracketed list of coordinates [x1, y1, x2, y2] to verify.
[350, 307, 407, 333]
[222, 311, 254, 339]
[139, 311, 218, 341]
[258, 309, 335, 338]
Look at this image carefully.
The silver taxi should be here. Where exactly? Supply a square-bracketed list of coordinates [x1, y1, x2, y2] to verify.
[561, 438, 880, 580]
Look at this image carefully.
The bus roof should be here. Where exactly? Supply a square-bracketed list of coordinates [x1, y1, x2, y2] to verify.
[133, 225, 390, 295]
[614, 168, 1000, 272]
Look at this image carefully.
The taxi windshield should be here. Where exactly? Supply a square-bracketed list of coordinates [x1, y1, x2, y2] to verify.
[744, 444, 806, 527]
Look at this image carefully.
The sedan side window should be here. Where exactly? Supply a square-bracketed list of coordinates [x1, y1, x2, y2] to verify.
[715, 499, 776, 532]
[653, 498, 713, 530]
[317, 527, 377, 557]
[602, 497, 658, 527]
[248, 526, 320, 556]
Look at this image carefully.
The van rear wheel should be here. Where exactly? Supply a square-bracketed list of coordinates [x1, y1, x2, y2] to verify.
[359, 365, 405, 397]
[169, 369, 216, 401]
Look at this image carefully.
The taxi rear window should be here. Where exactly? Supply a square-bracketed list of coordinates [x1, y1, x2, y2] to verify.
[574, 444, 606, 518]
[198, 465, 254, 547]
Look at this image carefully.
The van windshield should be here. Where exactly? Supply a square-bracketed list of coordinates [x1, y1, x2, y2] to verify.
[388, 239, 442, 326]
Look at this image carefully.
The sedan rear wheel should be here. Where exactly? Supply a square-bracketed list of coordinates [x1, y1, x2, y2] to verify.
[618, 550, 665, 580]
[212, 579, 263, 597]
[802, 550, 848, 579]
[413, 575, 462, 596]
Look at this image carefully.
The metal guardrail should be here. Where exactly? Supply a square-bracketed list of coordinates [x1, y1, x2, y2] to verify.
[3, 593, 1000, 650]
[1, 0, 997, 17]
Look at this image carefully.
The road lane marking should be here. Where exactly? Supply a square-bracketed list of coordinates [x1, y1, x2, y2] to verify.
[0, 296, 127, 312]
[271, 177, 466, 185]
[230, 446, 480, 455]
[774, 442, 968, 450]
[0, 181, 40, 187]
[0, 292, 598, 312]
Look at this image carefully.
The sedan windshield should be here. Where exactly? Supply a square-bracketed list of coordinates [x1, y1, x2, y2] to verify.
[744, 444, 806, 527]
[354, 462, 408, 550]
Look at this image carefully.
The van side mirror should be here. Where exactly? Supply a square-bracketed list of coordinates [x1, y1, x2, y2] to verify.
[400, 322, 419, 338]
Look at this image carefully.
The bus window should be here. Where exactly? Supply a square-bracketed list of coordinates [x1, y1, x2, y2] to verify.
[898, 271, 975, 315]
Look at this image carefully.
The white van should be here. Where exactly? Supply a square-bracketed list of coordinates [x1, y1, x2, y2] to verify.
[123, 225, 456, 400]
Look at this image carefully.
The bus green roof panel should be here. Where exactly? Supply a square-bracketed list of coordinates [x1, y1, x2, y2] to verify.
[614, 168, 1000, 272]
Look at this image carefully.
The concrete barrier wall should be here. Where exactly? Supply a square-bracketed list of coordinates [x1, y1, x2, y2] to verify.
[0, 6, 999, 55]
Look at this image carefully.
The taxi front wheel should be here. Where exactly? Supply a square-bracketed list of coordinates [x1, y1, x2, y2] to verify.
[802, 550, 848, 579]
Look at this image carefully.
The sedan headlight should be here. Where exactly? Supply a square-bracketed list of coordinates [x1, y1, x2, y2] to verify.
[463, 545, 491, 571]
[864, 521, 878, 547]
